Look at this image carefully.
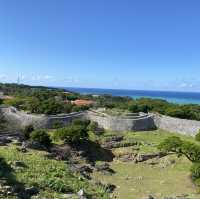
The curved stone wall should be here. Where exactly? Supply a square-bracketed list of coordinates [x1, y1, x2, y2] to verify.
[0, 107, 85, 130]
[153, 114, 200, 136]
[1, 107, 200, 136]
[86, 111, 156, 132]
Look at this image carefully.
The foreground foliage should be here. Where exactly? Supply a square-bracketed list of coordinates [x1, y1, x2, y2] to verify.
[0, 145, 109, 199]
[159, 136, 200, 190]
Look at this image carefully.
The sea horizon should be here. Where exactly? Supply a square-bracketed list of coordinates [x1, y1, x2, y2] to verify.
[64, 87, 200, 105]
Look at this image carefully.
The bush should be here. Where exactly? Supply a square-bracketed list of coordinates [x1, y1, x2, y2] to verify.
[30, 129, 52, 147]
[181, 141, 200, 162]
[72, 119, 90, 128]
[195, 130, 200, 142]
[87, 121, 104, 135]
[191, 163, 200, 181]
[54, 121, 89, 144]
[88, 121, 98, 132]
[66, 95, 78, 101]
[128, 104, 139, 113]
[71, 105, 89, 112]
[23, 125, 34, 140]
[158, 136, 183, 153]
[0, 99, 3, 105]
[158, 136, 200, 163]
[52, 121, 63, 129]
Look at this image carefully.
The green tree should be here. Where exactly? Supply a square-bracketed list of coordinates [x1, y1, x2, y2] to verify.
[30, 129, 52, 147]
[23, 124, 34, 140]
[158, 136, 200, 163]
[54, 121, 89, 144]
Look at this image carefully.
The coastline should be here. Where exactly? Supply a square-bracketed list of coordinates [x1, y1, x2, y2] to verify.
[64, 87, 200, 105]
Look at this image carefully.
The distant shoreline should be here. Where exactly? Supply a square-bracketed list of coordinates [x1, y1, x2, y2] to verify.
[63, 87, 200, 105]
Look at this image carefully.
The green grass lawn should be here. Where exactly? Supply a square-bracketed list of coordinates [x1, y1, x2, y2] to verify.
[92, 129, 200, 199]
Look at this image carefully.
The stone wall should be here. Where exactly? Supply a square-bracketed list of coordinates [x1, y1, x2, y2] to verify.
[0, 107, 85, 130]
[86, 111, 156, 132]
[1, 106, 200, 136]
[153, 114, 200, 136]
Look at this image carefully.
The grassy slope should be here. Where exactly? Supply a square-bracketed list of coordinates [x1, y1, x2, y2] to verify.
[0, 145, 109, 199]
[1, 129, 200, 199]
[92, 129, 200, 199]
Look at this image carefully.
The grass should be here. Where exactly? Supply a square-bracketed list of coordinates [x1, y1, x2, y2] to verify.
[1, 129, 199, 198]
[0, 145, 109, 199]
[92, 129, 200, 199]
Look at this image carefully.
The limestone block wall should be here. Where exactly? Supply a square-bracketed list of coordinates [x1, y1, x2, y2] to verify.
[2, 106, 200, 136]
[0, 107, 85, 130]
[86, 111, 156, 132]
[153, 114, 200, 136]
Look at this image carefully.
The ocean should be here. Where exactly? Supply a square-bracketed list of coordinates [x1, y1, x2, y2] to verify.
[64, 87, 200, 105]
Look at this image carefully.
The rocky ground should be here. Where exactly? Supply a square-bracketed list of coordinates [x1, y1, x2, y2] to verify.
[0, 129, 199, 199]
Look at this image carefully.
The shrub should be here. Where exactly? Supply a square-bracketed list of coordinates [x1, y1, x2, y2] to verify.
[181, 141, 200, 162]
[0, 99, 3, 105]
[72, 105, 89, 112]
[30, 129, 52, 147]
[128, 104, 139, 113]
[72, 119, 90, 128]
[88, 121, 98, 132]
[191, 163, 200, 181]
[87, 121, 104, 135]
[52, 121, 63, 129]
[195, 130, 200, 142]
[23, 125, 34, 140]
[66, 95, 78, 101]
[158, 136, 183, 153]
[54, 122, 89, 144]
[158, 136, 200, 163]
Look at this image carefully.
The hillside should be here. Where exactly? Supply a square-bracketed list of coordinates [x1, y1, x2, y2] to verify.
[0, 128, 199, 199]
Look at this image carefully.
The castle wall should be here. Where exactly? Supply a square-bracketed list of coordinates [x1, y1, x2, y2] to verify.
[153, 114, 200, 136]
[1, 107, 200, 136]
[85, 111, 156, 132]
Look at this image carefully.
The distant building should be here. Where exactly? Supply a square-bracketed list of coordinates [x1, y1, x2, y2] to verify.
[0, 92, 14, 100]
[71, 99, 95, 106]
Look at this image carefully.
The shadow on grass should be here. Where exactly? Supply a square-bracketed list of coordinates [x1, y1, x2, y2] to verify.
[0, 157, 31, 199]
[72, 140, 115, 163]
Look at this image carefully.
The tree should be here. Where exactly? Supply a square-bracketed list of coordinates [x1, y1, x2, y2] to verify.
[23, 124, 34, 140]
[158, 136, 200, 163]
[54, 121, 89, 144]
[30, 129, 52, 147]
[158, 136, 183, 154]
[66, 95, 78, 101]
[128, 104, 139, 113]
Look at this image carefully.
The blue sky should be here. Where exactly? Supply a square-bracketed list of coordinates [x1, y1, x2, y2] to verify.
[0, 0, 200, 91]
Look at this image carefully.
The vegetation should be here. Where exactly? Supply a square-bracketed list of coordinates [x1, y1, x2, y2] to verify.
[30, 129, 52, 147]
[1, 83, 200, 121]
[1, 83, 91, 115]
[158, 135, 200, 192]
[92, 130, 199, 199]
[22, 124, 34, 140]
[95, 95, 200, 121]
[195, 130, 200, 142]
[0, 145, 109, 199]
[54, 120, 90, 144]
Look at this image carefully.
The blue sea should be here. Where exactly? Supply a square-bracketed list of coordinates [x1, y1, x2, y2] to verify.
[64, 87, 200, 105]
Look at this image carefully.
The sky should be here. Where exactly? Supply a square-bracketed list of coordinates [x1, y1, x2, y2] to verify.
[0, 0, 200, 92]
